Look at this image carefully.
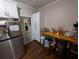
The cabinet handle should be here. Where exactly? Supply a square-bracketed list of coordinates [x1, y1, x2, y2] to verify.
[5, 12, 9, 16]
[7, 12, 9, 16]
[5, 12, 7, 16]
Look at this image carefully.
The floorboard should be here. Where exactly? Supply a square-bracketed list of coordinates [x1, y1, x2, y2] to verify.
[21, 40, 60, 59]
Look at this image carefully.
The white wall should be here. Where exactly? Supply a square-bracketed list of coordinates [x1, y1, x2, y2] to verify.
[17, 2, 37, 17]
[39, 0, 78, 31]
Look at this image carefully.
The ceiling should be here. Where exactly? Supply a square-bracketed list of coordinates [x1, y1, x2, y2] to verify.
[16, 0, 56, 9]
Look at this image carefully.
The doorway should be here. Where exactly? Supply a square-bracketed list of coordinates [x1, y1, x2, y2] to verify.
[20, 17, 31, 45]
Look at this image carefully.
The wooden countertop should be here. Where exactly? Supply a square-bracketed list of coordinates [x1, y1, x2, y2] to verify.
[42, 32, 77, 43]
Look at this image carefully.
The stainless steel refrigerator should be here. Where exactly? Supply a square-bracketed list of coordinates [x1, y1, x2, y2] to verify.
[0, 22, 25, 59]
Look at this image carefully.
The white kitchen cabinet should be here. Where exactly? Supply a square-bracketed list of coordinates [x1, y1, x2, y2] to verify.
[0, 0, 7, 18]
[4, 0, 18, 18]
[0, 0, 18, 18]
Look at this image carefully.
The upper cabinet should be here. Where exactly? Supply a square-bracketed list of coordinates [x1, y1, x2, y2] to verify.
[0, 0, 18, 18]
[0, 0, 7, 18]
[4, 0, 19, 18]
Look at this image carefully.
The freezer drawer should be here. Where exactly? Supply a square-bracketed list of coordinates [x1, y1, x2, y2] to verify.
[0, 40, 14, 59]
[10, 36, 25, 59]
[0, 36, 25, 59]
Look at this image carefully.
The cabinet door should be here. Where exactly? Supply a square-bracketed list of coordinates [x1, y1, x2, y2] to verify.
[4, 1, 18, 18]
[0, 0, 7, 18]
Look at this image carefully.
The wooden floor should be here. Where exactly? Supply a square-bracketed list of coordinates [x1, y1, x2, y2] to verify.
[21, 40, 60, 59]
[21, 40, 77, 59]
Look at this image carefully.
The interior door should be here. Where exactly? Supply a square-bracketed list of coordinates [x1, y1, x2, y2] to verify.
[4, 1, 18, 18]
[31, 12, 40, 42]
[0, 0, 7, 18]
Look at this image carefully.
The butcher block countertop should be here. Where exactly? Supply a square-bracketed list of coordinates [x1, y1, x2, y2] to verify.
[42, 32, 77, 43]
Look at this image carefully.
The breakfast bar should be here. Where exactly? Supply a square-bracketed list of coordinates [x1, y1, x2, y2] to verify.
[42, 32, 77, 43]
[42, 32, 78, 57]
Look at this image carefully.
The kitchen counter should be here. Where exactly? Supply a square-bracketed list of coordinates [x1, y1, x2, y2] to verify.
[42, 32, 77, 43]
